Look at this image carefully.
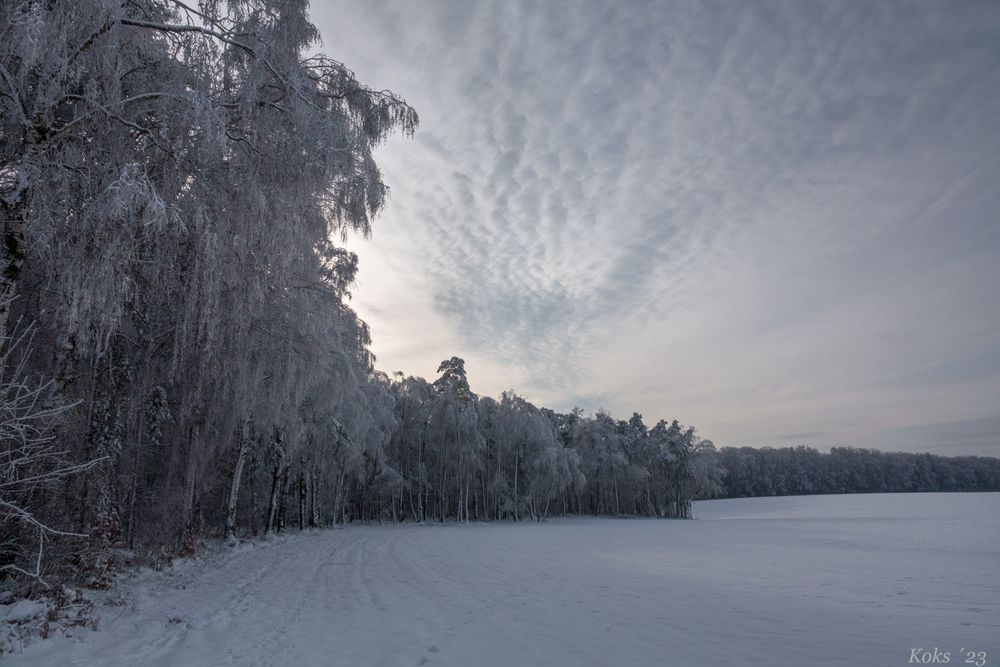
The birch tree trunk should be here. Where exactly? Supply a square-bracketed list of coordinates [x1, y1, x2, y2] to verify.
[613, 475, 621, 515]
[249, 455, 259, 535]
[277, 466, 290, 531]
[265, 463, 284, 535]
[181, 425, 199, 543]
[513, 450, 519, 521]
[310, 469, 319, 528]
[298, 461, 306, 530]
[224, 420, 251, 539]
[332, 467, 346, 526]
[464, 480, 470, 523]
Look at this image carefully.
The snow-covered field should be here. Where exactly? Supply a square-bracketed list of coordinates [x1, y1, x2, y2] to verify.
[6, 493, 998, 666]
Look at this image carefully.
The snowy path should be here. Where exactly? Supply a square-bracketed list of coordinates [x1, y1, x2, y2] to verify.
[7, 493, 999, 666]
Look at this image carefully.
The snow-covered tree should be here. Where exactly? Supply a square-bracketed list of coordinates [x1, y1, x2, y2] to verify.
[1, 0, 416, 579]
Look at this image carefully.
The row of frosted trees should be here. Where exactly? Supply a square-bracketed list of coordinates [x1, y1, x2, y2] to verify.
[714, 446, 1000, 498]
[366, 357, 723, 525]
[225, 357, 724, 534]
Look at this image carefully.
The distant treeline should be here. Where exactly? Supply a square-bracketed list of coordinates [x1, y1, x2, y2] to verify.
[712, 446, 1000, 498]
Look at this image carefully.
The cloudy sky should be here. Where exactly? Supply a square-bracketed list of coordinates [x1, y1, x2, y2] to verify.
[311, 1, 1000, 456]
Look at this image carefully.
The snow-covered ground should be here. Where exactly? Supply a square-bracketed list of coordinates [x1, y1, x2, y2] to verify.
[5, 493, 998, 666]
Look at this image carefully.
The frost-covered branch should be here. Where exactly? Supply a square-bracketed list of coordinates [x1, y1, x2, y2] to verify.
[0, 325, 94, 586]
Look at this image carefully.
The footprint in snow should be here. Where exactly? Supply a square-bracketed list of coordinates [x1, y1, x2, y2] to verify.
[416, 645, 439, 666]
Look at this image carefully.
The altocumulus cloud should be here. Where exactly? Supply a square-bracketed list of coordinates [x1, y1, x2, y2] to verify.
[313, 0, 1000, 455]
